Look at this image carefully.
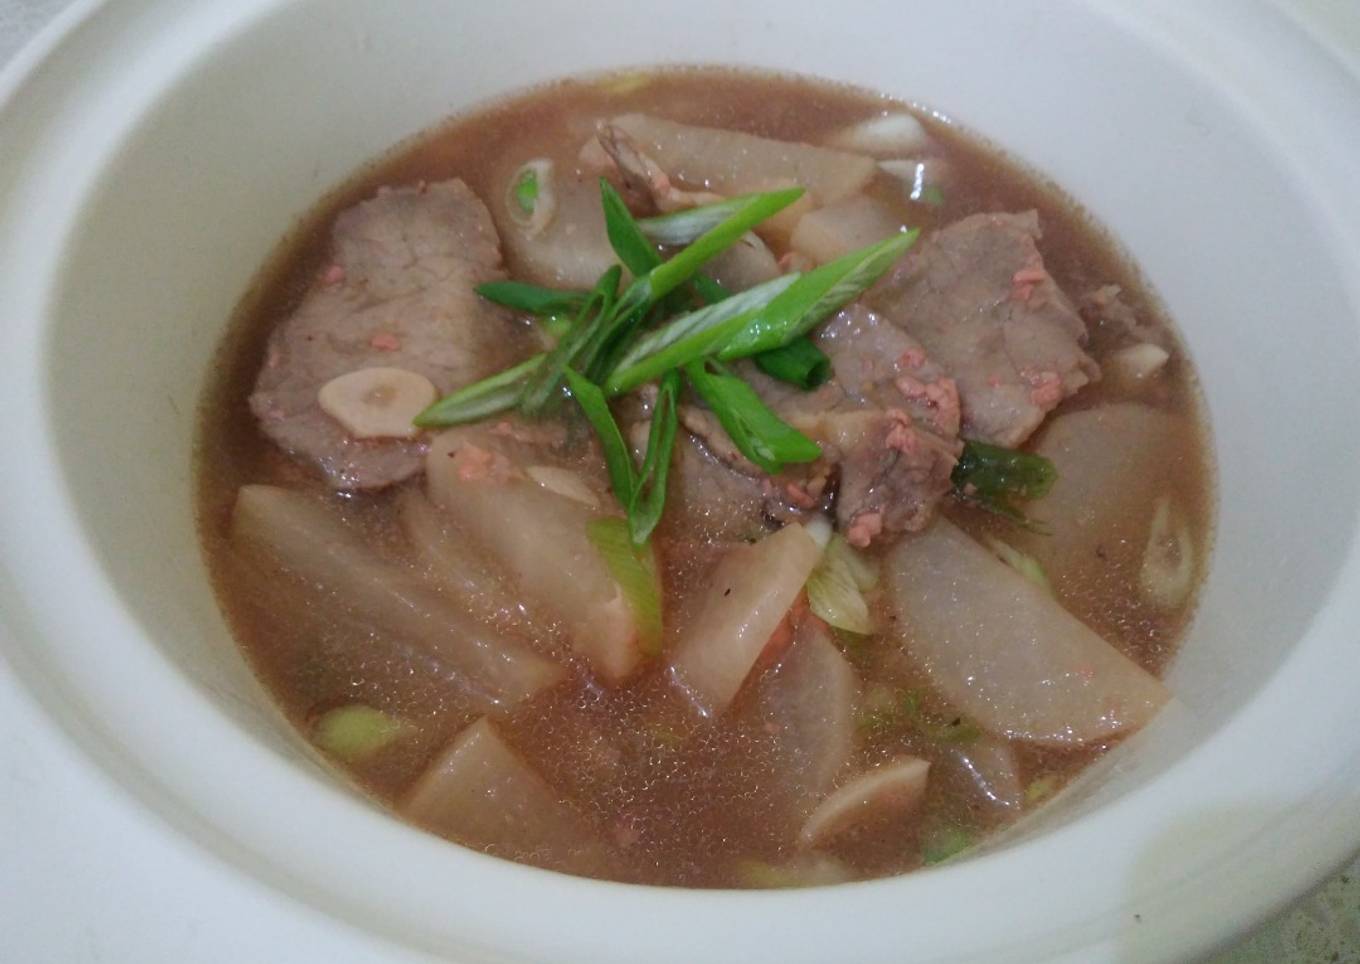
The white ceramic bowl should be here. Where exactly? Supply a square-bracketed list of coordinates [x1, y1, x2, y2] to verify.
[2, 1, 1359, 961]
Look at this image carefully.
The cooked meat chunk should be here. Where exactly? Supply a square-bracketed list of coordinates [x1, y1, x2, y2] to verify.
[1078, 283, 1173, 351]
[250, 180, 531, 488]
[795, 306, 962, 544]
[681, 305, 962, 546]
[869, 211, 1099, 448]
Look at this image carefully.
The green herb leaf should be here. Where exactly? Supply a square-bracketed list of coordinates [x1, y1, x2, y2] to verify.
[563, 368, 636, 502]
[312, 704, 412, 763]
[951, 440, 1057, 530]
[603, 274, 799, 394]
[414, 353, 544, 427]
[513, 166, 540, 214]
[628, 370, 680, 545]
[586, 516, 664, 656]
[753, 337, 832, 389]
[475, 280, 587, 316]
[521, 265, 621, 415]
[717, 230, 920, 360]
[683, 360, 821, 474]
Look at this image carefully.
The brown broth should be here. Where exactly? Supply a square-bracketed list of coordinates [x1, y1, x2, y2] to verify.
[195, 66, 1214, 888]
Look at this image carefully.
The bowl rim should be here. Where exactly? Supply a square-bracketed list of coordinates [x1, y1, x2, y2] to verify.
[2, 1, 1360, 962]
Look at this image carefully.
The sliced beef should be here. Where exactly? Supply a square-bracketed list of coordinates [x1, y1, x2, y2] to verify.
[1078, 284, 1172, 351]
[680, 305, 962, 547]
[869, 211, 1099, 448]
[250, 180, 531, 489]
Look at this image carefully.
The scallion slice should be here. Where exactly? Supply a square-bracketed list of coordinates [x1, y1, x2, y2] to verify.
[414, 353, 544, 427]
[683, 360, 821, 474]
[587, 516, 664, 656]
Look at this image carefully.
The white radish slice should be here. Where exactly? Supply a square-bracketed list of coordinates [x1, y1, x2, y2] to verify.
[750, 619, 858, 820]
[427, 429, 642, 685]
[668, 523, 820, 717]
[231, 485, 566, 711]
[497, 174, 619, 288]
[1019, 403, 1182, 587]
[317, 367, 436, 439]
[826, 114, 932, 157]
[799, 756, 930, 849]
[937, 737, 1024, 813]
[789, 195, 906, 265]
[885, 518, 1170, 746]
[401, 718, 607, 874]
[397, 488, 551, 638]
[525, 465, 602, 508]
[608, 113, 877, 206]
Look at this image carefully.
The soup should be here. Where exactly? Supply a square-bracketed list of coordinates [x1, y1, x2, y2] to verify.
[196, 67, 1213, 888]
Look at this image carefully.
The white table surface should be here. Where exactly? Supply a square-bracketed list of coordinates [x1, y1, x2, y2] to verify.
[1, 1, 1357, 961]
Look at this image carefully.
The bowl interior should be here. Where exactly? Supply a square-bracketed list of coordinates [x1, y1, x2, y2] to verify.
[5, 0, 1360, 961]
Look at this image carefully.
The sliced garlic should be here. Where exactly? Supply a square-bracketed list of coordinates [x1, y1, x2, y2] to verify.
[318, 367, 437, 439]
[525, 465, 601, 508]
[1140, 495, 1195, 609]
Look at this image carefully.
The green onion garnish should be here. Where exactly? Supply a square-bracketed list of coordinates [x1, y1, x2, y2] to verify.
[637, 192, 778, 246]
[627, 369, 680, 544]
[717, 230, 920, 361]
[683, 359, 821, 474]
[951, 440, 1057, 531]
[604, 274, 798, 394]
[513, 167, 539, 214]
[520, 265, 622, 415]
[753, 337, 832, 389]
[414, 353, 544, 427]
[921, 824, 974, 865]
[475, 280, 587, 316]
[564, 368, 637, 506]
[610, 187, 805, 324]
[586, 516, 664, 655]
[312, 704, 411, 763]
[419, 178, 923, 547]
